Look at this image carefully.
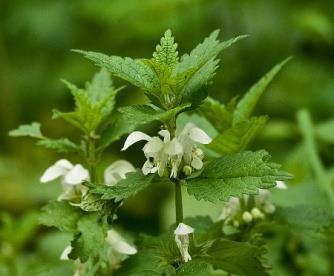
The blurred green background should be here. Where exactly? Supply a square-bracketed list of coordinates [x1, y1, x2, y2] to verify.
[1, 0, 334, 275]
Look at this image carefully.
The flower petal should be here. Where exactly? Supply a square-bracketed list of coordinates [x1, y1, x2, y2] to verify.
[64, 164, 89, 185]
[165, 138, 183, 156]
[107, 229, 137, 255]
[143, 137, 164, 157]
[276, 181, 287, 189]
[189, 127, 212, 144]
[104, 160, 135, 186]
[174, 223, 194, 235]
[121, 131, 152, 151]
[40, 164, 69, 183]
[60, 246, 72, 260]
[191, 156, 203, 170]
[158, 129, 170, 143]
[55, 159, 74, 170]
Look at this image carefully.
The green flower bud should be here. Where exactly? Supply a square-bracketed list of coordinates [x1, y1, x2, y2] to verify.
[251, 207, 264, 220]
[233, 220, 240, 228]
[182, 165, 193, 176]
[242, 211, 253, 223]
[263, 203, 276, 214]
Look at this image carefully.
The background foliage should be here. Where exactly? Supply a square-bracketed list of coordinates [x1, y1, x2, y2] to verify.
[1, 0, 334, 275]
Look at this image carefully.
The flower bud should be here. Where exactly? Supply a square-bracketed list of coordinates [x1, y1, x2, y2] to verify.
[182, 165, 193, 176]
[194, 148, 204, 159]
[263, 203, 276, 214]
[242, 211, 253, 223]
[233, 220, 240, 228]
[251, 207, 264, 220]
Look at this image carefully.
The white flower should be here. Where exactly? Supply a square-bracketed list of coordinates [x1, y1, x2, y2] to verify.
[60, 246, 86, 276]
[121, 123, 212, 178]
[174, 223, 194, 263]
[104, 160, 135, 186]
[106, 229, 137, 255]
[40, 159, 89, 201]
[106, 229, 137, 269]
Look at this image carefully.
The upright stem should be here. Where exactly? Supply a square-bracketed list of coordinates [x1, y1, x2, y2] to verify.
[175, 180, 183, 225]
[165, 116, 184, 225]
[87, 133, 97, 182]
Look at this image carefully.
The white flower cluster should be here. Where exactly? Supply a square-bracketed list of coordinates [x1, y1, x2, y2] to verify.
[40, 159, 135, 201]
[121, 123, 212, 178]
[60, 228, 137, 275]
[219, 181, 287, 234]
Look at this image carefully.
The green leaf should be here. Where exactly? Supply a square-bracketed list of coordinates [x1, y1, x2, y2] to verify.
[69, 213, 108, 262]
[9, 122, 44, 139]
[37, 138, 79, 153]
[88, 170, 162, 201]
[178, 259, 222, 276]
[116, 234, 176, 276]
[174, 31, 247, 75]
[73, 50, 159, 92]
[233, 57, 291, 125]
[275, 205, 333, 231]
[204, 239, 268, 276]
[54, 71, 119, 134]
[39, 201, 83, 232]
[198, 97, 235, 133]
[208, 116, 268, 155]
[99, 103, 189, 150]
[153, 29, 178, 70]
[186, 150, 292, 203]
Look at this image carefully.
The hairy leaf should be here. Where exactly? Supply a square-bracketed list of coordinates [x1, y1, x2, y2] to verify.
[204, 239, 268, 276]
[208, 116, 268, 155]
[69, 213, 107, 262]
[9, 122, 44, 139]
[37, 138, 78, 153]
[73, 50, 159, 92]
[186, 150, 292, 202]
[233, 57, 291, 124]
[39, 201, 83, 232]
[153, 29, 178, 69]
[275, 205, 333, 231]
[199, 97, 235, 133]
[88, 170, 164, 201]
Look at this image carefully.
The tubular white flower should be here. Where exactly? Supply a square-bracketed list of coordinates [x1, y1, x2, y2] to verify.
[40, 159, 89, 201]
[174, 223, 194, 263]
[106, 229, 137, 256]
[276, 180, 287, 189]
[104, 160, 135, 186]
[60, 245, 72, 261]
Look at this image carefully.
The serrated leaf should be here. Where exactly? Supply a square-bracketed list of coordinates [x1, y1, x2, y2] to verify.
[116, 234, 176, 276]
[174, 31, 247, 75]
[69, 213, 108, 262]
[233, 57, 291, 125]
[208, 116, 268, 155]
[98, 103, 190, 150]
[199, 97, 234, 133]
[39, 201, 83, 232]
[178, 259, 222, 276]
[55, 70, 119, 133]
[186, 150, 292, 203]
[88, 170, 162, 201]
[9, 122, 44, 139]
[73, 50, 159, 92]
[180, 58, 219, 106]
[275, 205, 333, 231]
[153, 29, 178, 69]
[204, 239, 268, 276]
[37, 138, 78, 153]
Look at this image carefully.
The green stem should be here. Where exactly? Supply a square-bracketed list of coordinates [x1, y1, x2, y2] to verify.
[87, 133, 97, 182]
[175, 180, 183, 225]
[297, 109, 334, 214]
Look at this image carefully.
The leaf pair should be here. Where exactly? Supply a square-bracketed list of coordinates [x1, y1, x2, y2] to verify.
[200, 58, 291, 155]
[75, 30, 247, 109]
